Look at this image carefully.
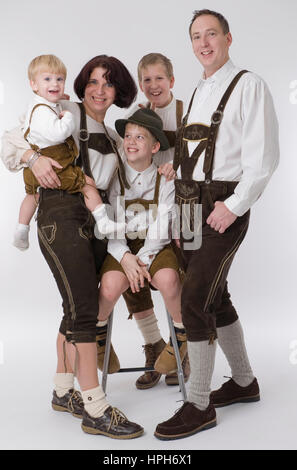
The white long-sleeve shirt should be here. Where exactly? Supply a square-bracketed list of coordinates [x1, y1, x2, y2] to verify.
[24, 95, 75, 148]
[1, 101, 119, 190]
[108, 161, 175, 268]
[179, 59, 279, 216]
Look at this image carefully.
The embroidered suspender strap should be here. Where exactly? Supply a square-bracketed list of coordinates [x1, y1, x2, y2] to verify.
[203, 70, 248, 180]
[176, 99, 184, 128]
[76, 102, 93, 178]
[24, 103, 58, 141]
[102, 122, 130, 190]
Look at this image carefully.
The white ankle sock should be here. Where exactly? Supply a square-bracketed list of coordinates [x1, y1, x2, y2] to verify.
[135, 314, 162, 345]
[81, 386, 109, 418]
[13, 223, 30, 250]
[96, 319, 108, 328]
[54, 372, 75, 398]
[187, 340, 217, 410]
[173, 321, 185, 330]
[217, 320, 254, 387]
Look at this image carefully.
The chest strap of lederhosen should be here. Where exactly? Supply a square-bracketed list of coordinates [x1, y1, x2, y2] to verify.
[76, 102, 130, 189]
[173, 70, 248, 180]
[145, 100, 183, 148]
[24, 103, 58, 145]
[119, 169, 161, 221]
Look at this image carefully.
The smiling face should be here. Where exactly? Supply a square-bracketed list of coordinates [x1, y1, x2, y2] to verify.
[30, 71, 65, 103]
[190, 14, 232, 78]
[83, 66, 116, 121]
[139, 63, 174, 108]
[123, 123, 160, 170]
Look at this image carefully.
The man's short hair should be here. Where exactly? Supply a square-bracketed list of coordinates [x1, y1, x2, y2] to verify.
[28, 54, 67, 81]
[189, 9, 230, 38]
[137, 53, 174, 82]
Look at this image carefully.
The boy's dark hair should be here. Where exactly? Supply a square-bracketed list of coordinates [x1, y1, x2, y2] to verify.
[74, 55, 137, 108]
[189, 9, 230, 38]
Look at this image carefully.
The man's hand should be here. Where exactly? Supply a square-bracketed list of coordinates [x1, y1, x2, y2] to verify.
[158, 162, 176, 181]
[120, 253, 151, 293]
[206, 201, 237, 234]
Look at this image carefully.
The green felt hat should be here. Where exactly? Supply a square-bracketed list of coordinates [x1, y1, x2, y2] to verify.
[115, 108, 170, 151]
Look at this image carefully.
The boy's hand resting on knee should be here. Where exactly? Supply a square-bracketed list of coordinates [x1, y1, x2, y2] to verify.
[120, 252, 151, 293]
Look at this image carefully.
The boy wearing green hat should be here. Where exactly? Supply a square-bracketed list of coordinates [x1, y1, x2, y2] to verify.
[96, 108, 187, 377]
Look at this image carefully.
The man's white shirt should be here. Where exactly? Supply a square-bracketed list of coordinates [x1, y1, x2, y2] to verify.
[179, 59, 279, 216]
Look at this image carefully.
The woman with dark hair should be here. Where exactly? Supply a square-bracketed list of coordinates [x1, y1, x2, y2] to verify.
[1, 55, 144, 439]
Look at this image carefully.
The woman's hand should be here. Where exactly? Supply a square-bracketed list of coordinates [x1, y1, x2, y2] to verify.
[31, 154, 62, 189]
[158, 162, 176, 181]
[120, 252, 151, 293]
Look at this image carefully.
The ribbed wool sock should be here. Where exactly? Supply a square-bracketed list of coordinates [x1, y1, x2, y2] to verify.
[81, 385, 109, 418]
[54, 373, 75, 398]
[187, 340, 217, 410]
[217, 319, 254, 387]
[135, 314, 162, 345]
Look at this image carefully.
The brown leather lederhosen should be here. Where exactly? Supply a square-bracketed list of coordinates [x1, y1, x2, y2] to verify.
[121, 99, 184, 315]
[100, 170, 179, 317]
[173, 71, 251, 343]
[23, 103, 84, 195]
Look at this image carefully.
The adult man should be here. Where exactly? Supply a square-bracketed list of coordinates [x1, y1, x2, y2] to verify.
[154, 9, 279, 440]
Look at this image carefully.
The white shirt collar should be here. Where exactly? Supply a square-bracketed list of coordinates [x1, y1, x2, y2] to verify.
[124, 161, 157, 184]
[32, 94, 60, 108]
[201, 59, 235, 86]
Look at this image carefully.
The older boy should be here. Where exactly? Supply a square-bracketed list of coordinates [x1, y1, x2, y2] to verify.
[114, 54, 189, 389]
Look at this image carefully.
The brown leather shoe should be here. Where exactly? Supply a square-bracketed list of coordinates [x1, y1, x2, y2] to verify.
[210, 377, 260, 408]
[135, 338, 166, 390]
[154, 402, 216, 440]
[81, 406, 144, 439]
[154, 331, 187, 375]
[96, 327, 120, 374]
[165, 352, 190, 386]
[52, 388, 84, 419]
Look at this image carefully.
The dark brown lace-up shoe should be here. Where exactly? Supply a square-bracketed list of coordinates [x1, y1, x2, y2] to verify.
[210, 377, 260, 408]
[154, 402, 216, 441]
[52, 388, 84, 419]
[165, 353, 190, 386]
[135, 338, 166, 390]
[81, 406, 144, 439]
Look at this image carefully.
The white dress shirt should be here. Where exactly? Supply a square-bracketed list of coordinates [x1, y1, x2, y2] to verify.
[107, 161, 175, 268]
[127, 95, 182, 166]
[24, 95, 75, 148]
[179, 59, 279, 216]
[1, 101, 119, 190]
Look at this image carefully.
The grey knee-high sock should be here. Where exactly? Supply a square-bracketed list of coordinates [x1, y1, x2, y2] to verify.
[187, 340, 217, 410]
[217, 319, 254, 387]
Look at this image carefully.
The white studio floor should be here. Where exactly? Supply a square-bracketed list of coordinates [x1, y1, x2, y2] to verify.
[0, 290, 296, 451]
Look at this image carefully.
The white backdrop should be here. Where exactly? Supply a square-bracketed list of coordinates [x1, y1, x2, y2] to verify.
[0, 0, 296, 450]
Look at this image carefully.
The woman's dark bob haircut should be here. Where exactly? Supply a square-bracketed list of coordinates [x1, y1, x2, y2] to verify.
[74, 55, 137, 108]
